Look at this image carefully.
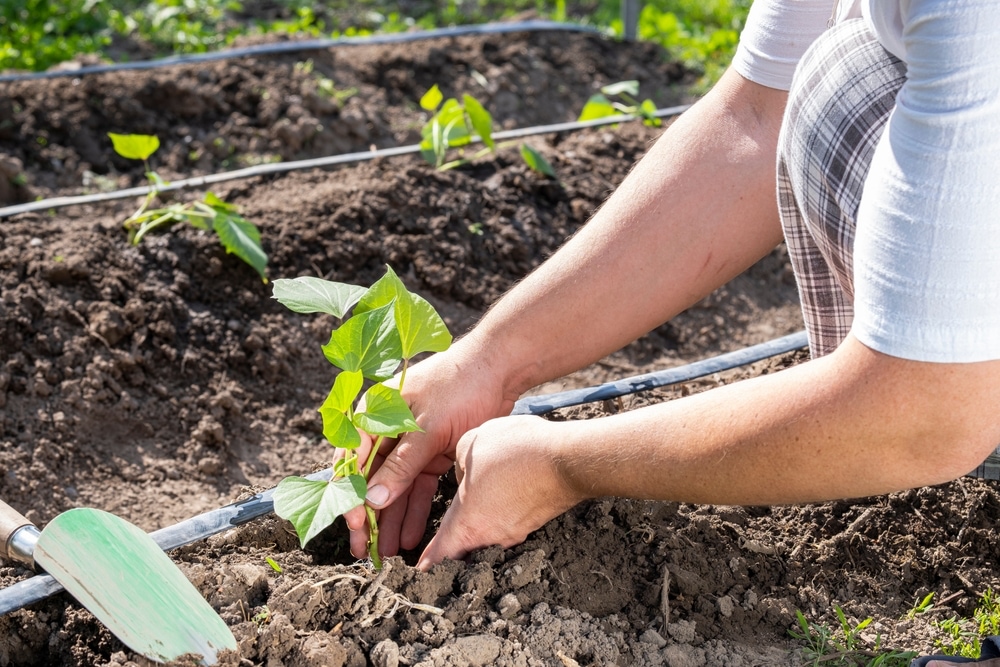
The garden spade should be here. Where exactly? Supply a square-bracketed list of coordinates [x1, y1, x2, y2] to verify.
[0, 499, 237, 665]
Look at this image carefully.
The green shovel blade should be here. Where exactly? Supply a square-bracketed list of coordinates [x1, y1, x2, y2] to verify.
[33, 508, 236, 665]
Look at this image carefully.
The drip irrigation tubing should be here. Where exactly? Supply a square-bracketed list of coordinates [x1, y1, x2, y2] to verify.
[0, 104, 692, 220]
[0, 330, 807, 615]
[0, 20, 604, 84]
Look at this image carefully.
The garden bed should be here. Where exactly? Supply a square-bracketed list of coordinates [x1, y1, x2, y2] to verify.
[2, 25, 999, 667]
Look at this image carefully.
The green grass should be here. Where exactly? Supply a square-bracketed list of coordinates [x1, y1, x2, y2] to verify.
[1, 0, 749, 87]
[933, 589, 1000, 659]
[790, 606, 917, 667]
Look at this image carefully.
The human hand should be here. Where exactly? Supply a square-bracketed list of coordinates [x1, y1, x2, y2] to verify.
[416, 414, 583, 570]
[342, 339, 518, 559]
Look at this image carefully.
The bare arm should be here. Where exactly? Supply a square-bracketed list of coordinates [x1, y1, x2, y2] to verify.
[463, 68, 789, 398]
[353, 70, 789, 557]
[419, 336, 1000, 567]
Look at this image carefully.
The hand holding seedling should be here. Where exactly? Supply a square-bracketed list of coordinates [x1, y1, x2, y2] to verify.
[341, 336, 519, 561]
[270, 267, 452, 568]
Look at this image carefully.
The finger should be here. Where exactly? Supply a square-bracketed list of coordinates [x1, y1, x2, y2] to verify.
[416, 496, 471, 571]
[400, 473, 438, 551]
[366, 433, 447, 510]
[349, 516, 369, 559]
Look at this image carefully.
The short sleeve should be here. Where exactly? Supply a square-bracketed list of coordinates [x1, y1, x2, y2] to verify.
[852, 0, 1000, 362]
[731, 0, 835, 90]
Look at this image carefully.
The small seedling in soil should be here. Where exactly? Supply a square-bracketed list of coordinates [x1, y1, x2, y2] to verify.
[790, 606, 917, 666]
[578, 80, 662, 128]
[418, 84, 556, 177]
[108, 132, 268, 281]
[270, 266, 452, 569]
[933, 588, 1000, 658]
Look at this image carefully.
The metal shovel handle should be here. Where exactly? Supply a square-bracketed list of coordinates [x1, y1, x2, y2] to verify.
[0, 499, 40, 568]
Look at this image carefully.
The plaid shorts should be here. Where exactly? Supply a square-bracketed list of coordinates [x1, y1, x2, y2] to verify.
[777, 18, 906, 358]
[778, 18, 1000, 479]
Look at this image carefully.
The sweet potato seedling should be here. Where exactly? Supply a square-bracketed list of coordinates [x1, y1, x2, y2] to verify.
[418, 85, 556, 177]
[577, 80, 662, 127]
[270, 267, 452, 568]
[108, 132, 268, 281]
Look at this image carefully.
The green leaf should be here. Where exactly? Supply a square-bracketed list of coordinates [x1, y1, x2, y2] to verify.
[212, 208, 268, 282]
[577, 95, 617, 122]
[357, 266, 452, 359]
[271, 276, 367, 318]
[108, 133, 160, 161]
[204, 191, 237, 212]
[639, 99, 662, 126]
[463, 94, 494, 149]
[318, 370, 363, 448]
[354, 383, 421, 438]
[601, 80, 639, 97]
[420, 84, 443, 111]
[319, 407, 361, 450]
[434, 99, 471, 147]
[273, 475, 367, 548]
[322, 302, 402, 381]
[520, 144, 557, 178]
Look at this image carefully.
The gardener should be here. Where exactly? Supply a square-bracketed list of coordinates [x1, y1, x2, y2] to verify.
[345, 0, 1000, 570]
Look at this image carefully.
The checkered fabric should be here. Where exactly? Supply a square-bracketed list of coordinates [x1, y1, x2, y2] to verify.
[777, 18, 907, 358]
[776, 18, 1000, 479]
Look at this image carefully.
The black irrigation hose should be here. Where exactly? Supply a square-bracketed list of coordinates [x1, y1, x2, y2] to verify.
[0, 330, 808, 615]
[0, 104, 692, 219]
[0, 20, 604, 83]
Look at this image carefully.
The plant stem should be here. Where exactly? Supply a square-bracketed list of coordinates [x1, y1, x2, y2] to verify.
[360, 358, 411, 568]
[365, 505, 382, 570]
[363, 435, 385, 478]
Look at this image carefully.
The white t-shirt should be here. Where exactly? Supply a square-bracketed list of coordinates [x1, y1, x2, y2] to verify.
[732, 0, 1000, 363]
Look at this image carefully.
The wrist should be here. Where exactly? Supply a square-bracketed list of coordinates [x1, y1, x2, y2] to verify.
[451, 328, 541, 403]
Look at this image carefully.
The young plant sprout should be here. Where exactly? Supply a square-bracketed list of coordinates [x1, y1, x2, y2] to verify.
[108, 132, 268, 281]
[577, 80, 662, 127]
[270, 266, 452, 569]
[418, 85, 556, 177]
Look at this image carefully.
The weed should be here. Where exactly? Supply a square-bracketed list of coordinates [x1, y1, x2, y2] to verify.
[108, 132, 267, 281]
[904, 592, 935, 620]
[265, 556, 282, 573]
[933, 589, 1000, 658]
[790, 606, 917, 667]
[270, 267, 452, 569]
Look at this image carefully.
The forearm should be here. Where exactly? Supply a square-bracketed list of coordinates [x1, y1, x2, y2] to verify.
[552, 336, 1000, 506]
[460, 70, 788, 397]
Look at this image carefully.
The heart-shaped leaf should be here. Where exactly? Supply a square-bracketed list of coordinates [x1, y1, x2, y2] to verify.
[213, 207, 268, 282]
[357, 266, 452, 359]
[420, 84, 443, 111]
[273, 475, 367, 548]
[272, 276, 368, 318]
[577, 94, 617, 122]
[108, 133, 160, 161]
[319, 370, 363, 448]
[353, 383, 422, 438]
[322, 302, 401, 380]
[463, 94, 494, 149]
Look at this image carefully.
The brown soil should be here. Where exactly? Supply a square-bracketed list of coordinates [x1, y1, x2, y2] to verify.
[2, 25, 999, 667]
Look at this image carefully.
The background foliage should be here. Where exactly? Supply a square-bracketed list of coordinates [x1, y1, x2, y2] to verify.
[1, 0, 749, 87]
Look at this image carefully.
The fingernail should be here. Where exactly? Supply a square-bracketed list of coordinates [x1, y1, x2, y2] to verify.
[366, 484, 389, 506]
